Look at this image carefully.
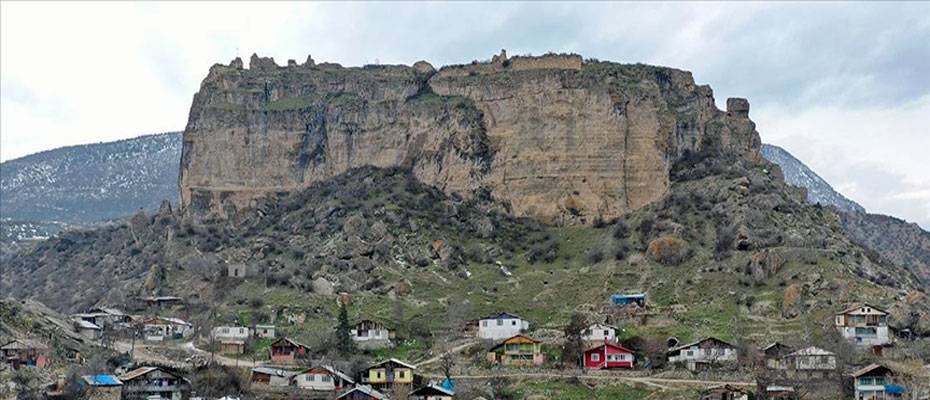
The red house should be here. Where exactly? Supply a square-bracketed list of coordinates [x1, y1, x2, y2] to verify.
[269, 337, 308, 363]
[583, 341, 634, 369]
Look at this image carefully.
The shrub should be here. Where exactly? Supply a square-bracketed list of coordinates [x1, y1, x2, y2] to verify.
[586, 249, 604, 264]
[646, 236, 688, 266]
[612, 218, 629, 239]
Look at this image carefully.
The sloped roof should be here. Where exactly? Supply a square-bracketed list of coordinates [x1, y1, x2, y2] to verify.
[585, 323, 618, 330]
[584, 341, 633, 354]
[335, 385, 387, 400]
[484, 312, 522, 320]
[370, 358, 417, 370]
[270, 337, 309, 349]
[251, 367, 293, 378]
[82, 375, 122, 386]
[412, 382, 455, 396]
[762, 342, 791, 352]
[292, 365, 355, 384]
[851, 363, 893, 378]
[74, 319, 102, 330]
[143, 317, 190, 326]
[787, 346, 834, 357]
[0, 339, 47, 350]
[668, 336, 734, 353]
[119, 367, 159, 381]
[837, 303, 888, 315]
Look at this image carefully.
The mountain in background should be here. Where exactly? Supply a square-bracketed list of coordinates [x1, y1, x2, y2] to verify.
[760, 144, 865, 213]
[0, 132, 181, 240]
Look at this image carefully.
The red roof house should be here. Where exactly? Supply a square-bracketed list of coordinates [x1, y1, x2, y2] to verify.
[583, 341, 634, 369]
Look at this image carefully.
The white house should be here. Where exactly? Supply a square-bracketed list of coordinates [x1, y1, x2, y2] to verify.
[254, 324, 275, 339]
[290, 365, 354, 392]
[835, 304, 891, 346]
[667, 337, 738, 371]
[852, 364, 899, 400]
[350, 320, 393, 349]
[73, 319, 103, 340]
[581, 323, 617, 342]
[143, 318, 194, 341]
[211, 326, 251, 342]
[477, 312, 529, 340]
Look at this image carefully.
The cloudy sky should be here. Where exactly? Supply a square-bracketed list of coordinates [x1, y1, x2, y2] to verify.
[2, 2, 928, 228]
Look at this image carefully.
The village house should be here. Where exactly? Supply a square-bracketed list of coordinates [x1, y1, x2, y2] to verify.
[361, 358, 417, 389]
[81, 375, 122, 400]
[835, 304, 891, 346]
[211, 326, 251, 341]
[700, 384, 751, 400]
[411, 381, 455, 400]
[73, 308, 131, 331]
[350, 320, 394, 349]
[290, 365, 355, 392]
[581, 323, 617, 342]
[118, 366, 191, 400]
[268, 337, 308, 363]
[250, 367, 293, 386]
[73, 319, 103, 340]
[142, 296, 183, 308]
[667, 337, 738, 371]
[254, 324, 275, 339]
[762, 342, 794, 368]
[477, 312, 529, 340]
[583, 341, 634, 370]
[769, 346, 837, 378]
[335, 385, 388, 400]
[142, 317, 194, 341]
[486, 335, 544, 367]
[1, 339, 49, 369]
[852, 364, 905, 400]
[764, 385, 798, 400]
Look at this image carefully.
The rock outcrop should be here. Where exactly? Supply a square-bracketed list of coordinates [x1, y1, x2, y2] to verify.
[180, 51, 761, 223]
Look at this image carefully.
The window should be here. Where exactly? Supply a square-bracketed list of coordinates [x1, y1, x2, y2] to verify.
[497, 320, 503, 326]
[512, 321, 517, 326]
[592, 353, 600, 361]
[305, 375, 313, 382]
[603, 330, 610, 336]
[398, 370, 406, 379]
[321, 375, 330, 383]
[482, 321, 488, 327]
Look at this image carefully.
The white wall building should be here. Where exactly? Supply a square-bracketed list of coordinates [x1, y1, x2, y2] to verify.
[835, 304, 891, 346]
[254, 324, 275, 339]
[211, 326, 251, 341]
[478, 312, 529, 340]
[581, 323, 617, 342]
[667, 337, 738, 371]
[290, 366, 354, 391]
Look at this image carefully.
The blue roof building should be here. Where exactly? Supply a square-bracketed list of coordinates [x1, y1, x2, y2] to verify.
[82, 374, 123, 386]
[611, 293, 646, 306]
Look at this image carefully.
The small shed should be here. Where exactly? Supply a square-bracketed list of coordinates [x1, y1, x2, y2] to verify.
[219, 340, 245, 354]
[74, 319, 103, 340]
[610, 293, 646, 307]
[412, 381, 455, 400]
[250, 367, 292, 386]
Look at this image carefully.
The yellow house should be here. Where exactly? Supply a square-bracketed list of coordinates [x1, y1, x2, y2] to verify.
[362, 358, 417, 389]
[486, 334, 544, 366]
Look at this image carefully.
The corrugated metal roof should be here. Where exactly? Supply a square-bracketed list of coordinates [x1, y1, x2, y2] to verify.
[787, 346, 834, 356]
[119, 367, 159, 381]
[74, 320, 102, 330]
[251, 367, 292, 377]
[336, 385, 387, 400]
[370, 358, 417, 370]
[484, 312, 522, 320]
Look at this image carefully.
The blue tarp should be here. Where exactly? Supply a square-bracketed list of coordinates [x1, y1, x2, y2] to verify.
[85, 375, 122, 386]
[441, 378, 455, 391]
[885, 384, 906, 394]
[611, 293, 646, 306]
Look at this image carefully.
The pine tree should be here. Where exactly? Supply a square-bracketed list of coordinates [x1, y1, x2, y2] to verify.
[336, 302, 354, 355]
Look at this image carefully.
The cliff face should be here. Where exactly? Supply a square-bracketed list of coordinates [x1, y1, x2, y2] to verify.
[180, 52, 761, 223]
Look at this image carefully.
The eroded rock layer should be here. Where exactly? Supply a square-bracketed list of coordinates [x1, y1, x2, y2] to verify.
[180, 52, 761, 222]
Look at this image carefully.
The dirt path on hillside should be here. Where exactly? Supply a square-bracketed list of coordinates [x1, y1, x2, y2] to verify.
[114, 340, 257, 368]
[419, 372, 753, 389]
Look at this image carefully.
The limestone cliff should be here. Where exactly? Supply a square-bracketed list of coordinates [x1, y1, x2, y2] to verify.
[180, 51, 761, 223]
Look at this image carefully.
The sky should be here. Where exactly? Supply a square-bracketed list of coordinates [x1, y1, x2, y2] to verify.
[1, 1, 928, 228]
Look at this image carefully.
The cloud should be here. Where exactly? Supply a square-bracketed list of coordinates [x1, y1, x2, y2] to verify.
[1, 2, 928, 227]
